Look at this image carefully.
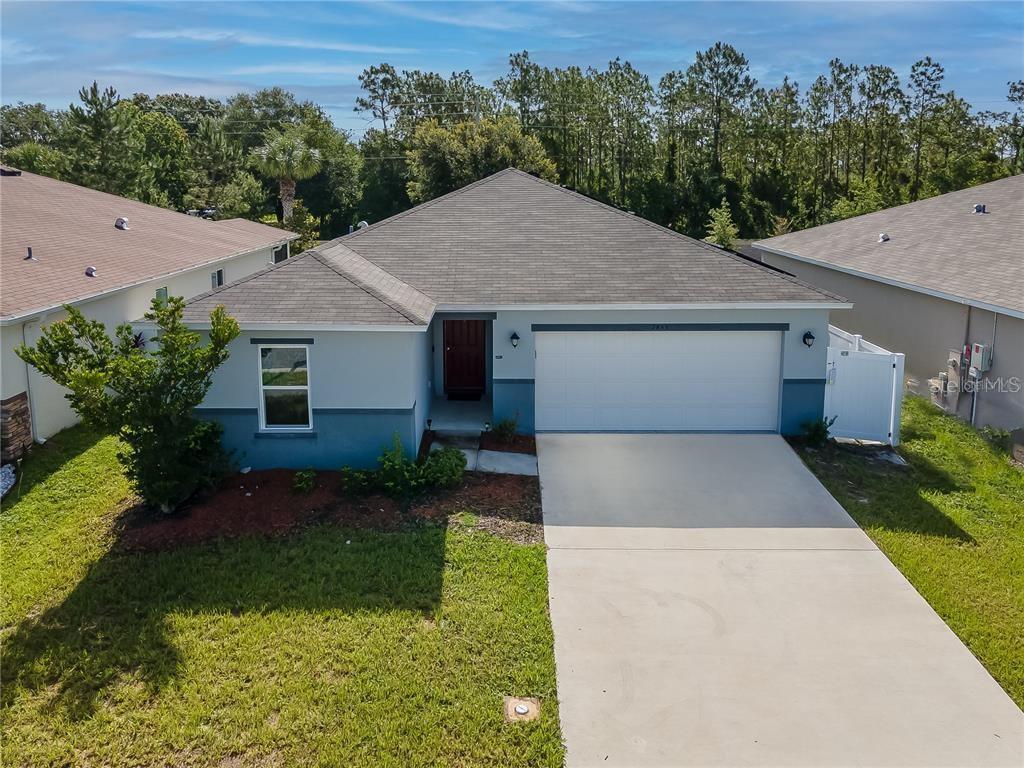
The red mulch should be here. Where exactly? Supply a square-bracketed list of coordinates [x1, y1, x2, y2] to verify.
[479, 433, 536, 455]
[119, 467, 542, 551]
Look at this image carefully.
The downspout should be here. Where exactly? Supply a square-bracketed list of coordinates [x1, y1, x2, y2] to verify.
[20, 321, 41, 444]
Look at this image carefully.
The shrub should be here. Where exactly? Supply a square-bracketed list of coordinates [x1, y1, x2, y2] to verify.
[422, 446, 467, 489]
[492, 416, 518, 443]
[340, 466, 377, 496]
[801, 415, 838, 448]
[377, 434, 425, 502]
[16, 297, 239, 513]
[293, 468, 317, 494]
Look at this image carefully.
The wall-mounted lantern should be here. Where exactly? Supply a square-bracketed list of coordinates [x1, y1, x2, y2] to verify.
[510, 331, 520, 348]
[802, 331, 816, 348]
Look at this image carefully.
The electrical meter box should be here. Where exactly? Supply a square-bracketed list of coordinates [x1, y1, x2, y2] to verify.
[971, 343, 992, 373]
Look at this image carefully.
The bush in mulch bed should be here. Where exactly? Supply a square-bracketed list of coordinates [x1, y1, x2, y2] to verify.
[120, 468, 544, 551]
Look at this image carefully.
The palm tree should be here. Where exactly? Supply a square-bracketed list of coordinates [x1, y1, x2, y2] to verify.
[252, 127, 321, 220]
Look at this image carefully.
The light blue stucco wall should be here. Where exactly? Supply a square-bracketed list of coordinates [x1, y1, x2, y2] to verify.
[197, 329, 428, 469]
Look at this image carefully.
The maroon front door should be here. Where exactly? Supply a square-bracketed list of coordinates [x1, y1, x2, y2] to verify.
[443, 320, 486, 399]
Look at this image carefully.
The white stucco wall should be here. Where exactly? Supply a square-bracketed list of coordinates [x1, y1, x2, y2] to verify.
[3, 245, 279, 441]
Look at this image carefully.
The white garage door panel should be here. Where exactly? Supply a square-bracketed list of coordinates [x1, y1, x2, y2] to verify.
[535, 330, 781, 432]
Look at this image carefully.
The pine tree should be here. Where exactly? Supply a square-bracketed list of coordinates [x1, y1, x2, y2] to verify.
[704, 198, 739, 248]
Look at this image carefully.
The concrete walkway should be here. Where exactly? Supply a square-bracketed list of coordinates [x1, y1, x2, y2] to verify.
[539, 433, 1023, 768]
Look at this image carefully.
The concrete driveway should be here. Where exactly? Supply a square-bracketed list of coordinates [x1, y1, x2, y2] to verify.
[539, 434, 1023, 768]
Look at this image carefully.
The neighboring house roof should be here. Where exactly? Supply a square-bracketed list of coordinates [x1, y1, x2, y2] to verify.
[754, 175, 1024, 318]
[0, 167, 297, 323]
[183, 168, 845, 328]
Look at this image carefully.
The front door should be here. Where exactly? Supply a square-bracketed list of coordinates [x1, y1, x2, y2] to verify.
[444, 319, 486, 399]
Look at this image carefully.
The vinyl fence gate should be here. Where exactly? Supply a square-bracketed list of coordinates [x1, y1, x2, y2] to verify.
[825, 326, 906, 446]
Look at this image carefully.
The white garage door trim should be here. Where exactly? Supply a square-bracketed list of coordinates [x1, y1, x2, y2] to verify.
[533, 324, 785, 433]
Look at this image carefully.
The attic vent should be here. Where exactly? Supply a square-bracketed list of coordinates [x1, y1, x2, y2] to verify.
[878, 233, 890, 243]
[356, 220, 369, 230]
[973, 203, 987, 214]
[24, 247, 36, 261]
[115, 217, 130, 230]
[85, 266, 98, 277]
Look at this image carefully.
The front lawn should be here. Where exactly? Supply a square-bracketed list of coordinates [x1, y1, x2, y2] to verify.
[795, 397, 1024, 709]
[1, 426, 564, 766]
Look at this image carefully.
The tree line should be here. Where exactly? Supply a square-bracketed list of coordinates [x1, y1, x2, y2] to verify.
[2, 44, 1021, 244]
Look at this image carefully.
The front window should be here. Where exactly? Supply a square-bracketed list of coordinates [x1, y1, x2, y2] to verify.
[258, 345, 311, 429]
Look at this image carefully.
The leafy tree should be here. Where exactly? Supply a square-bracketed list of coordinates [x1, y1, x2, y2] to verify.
[215, 170, 266, 219]
[406, 115, 556, 203]
[358, 128, 410, 223]
[704, 197, 739, 248]
[280, 200, 320, 253]
[16, 298, 240, 513]
[252, 126, 322, 220]
[0, 102, 62, 146]
[1, 141, 67, 178]
[828, 178, 885, 221]
[356, 63, 402, 137]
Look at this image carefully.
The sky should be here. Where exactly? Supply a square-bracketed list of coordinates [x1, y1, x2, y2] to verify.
[2, 1, 1022, 136]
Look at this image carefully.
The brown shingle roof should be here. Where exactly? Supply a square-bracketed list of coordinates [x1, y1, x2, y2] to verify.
[755, 175, 1024, 316]
[0, 168, 296, 322]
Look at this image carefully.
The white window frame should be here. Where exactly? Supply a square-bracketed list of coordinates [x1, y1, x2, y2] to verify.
[257, 343, 313, 431]
[211, 268, 225, 289]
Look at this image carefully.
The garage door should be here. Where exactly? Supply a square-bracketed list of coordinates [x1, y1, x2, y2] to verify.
[535, 330, 781, 431]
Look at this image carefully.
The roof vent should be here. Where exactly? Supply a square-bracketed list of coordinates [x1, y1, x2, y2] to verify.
[356, 220, 369, 230]
[973, 203, 987, 214]
[84, 266, 98, 277]
[878, 233, 890, 243]
[115, 217, 130, 230]
[24, 247, 36, 261]
[1, 167, 23, 176]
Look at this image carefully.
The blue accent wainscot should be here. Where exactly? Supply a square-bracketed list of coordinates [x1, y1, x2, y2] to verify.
[197, 406, 420, 470]
[492, 379, 535, 434]
[779, 379, 827, 435]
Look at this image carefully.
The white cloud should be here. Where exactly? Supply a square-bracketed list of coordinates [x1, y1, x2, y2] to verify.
[229, 63, 367, 76]
[373, 2, 536, 31]
[133, 28, 416, 55]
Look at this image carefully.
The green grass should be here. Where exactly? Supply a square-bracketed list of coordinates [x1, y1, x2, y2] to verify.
[1, 427, 564, 767]
[798, 397, 1024, 708]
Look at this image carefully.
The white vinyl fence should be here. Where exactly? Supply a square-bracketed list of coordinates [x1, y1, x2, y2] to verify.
[824, 326, 906, 445]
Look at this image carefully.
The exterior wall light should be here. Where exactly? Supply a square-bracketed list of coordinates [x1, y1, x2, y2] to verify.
[510, 331, 520, 348]
[803, 331, 816, 348]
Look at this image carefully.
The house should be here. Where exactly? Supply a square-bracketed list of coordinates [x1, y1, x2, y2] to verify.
[0, 167, 297, 461]
[180, 168, 850, 469]
[753, 175, 1023, 431]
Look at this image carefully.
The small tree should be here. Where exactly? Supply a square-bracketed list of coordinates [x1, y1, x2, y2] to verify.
[704, 197, 739, 249]
[252, 126, 321, 220]
[17, 297, 240, 513]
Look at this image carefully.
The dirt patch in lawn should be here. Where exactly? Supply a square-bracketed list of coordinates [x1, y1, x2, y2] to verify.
[120, 469, 543, 551]
[479, 433, 536, 455]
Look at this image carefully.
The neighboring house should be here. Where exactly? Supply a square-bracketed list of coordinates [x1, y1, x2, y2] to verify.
[753, 175, 1023, 431]
[0, 167, 297, 461]
[179, 169, 849, 470]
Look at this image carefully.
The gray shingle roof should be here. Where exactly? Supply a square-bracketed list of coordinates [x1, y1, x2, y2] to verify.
[182, 252, 420, 326]
[755, 175, 1024, 316]
[184, 168, 844, 327]
[1, 168, 296, 322]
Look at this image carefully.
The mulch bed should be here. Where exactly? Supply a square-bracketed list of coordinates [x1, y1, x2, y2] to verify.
[120, 468, 544, 551]
[479, 433, 536, 455]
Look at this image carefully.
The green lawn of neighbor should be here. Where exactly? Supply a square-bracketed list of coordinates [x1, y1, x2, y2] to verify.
[1, 426, 564, 767]
[797, 397, 1024, 709]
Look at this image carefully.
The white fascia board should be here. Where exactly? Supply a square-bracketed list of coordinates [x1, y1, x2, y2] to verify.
[172, 321, 428, 333]
[0, 240, 294, 328]
[753, 243, 1024, 320]
[435, 302, 852, 312]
